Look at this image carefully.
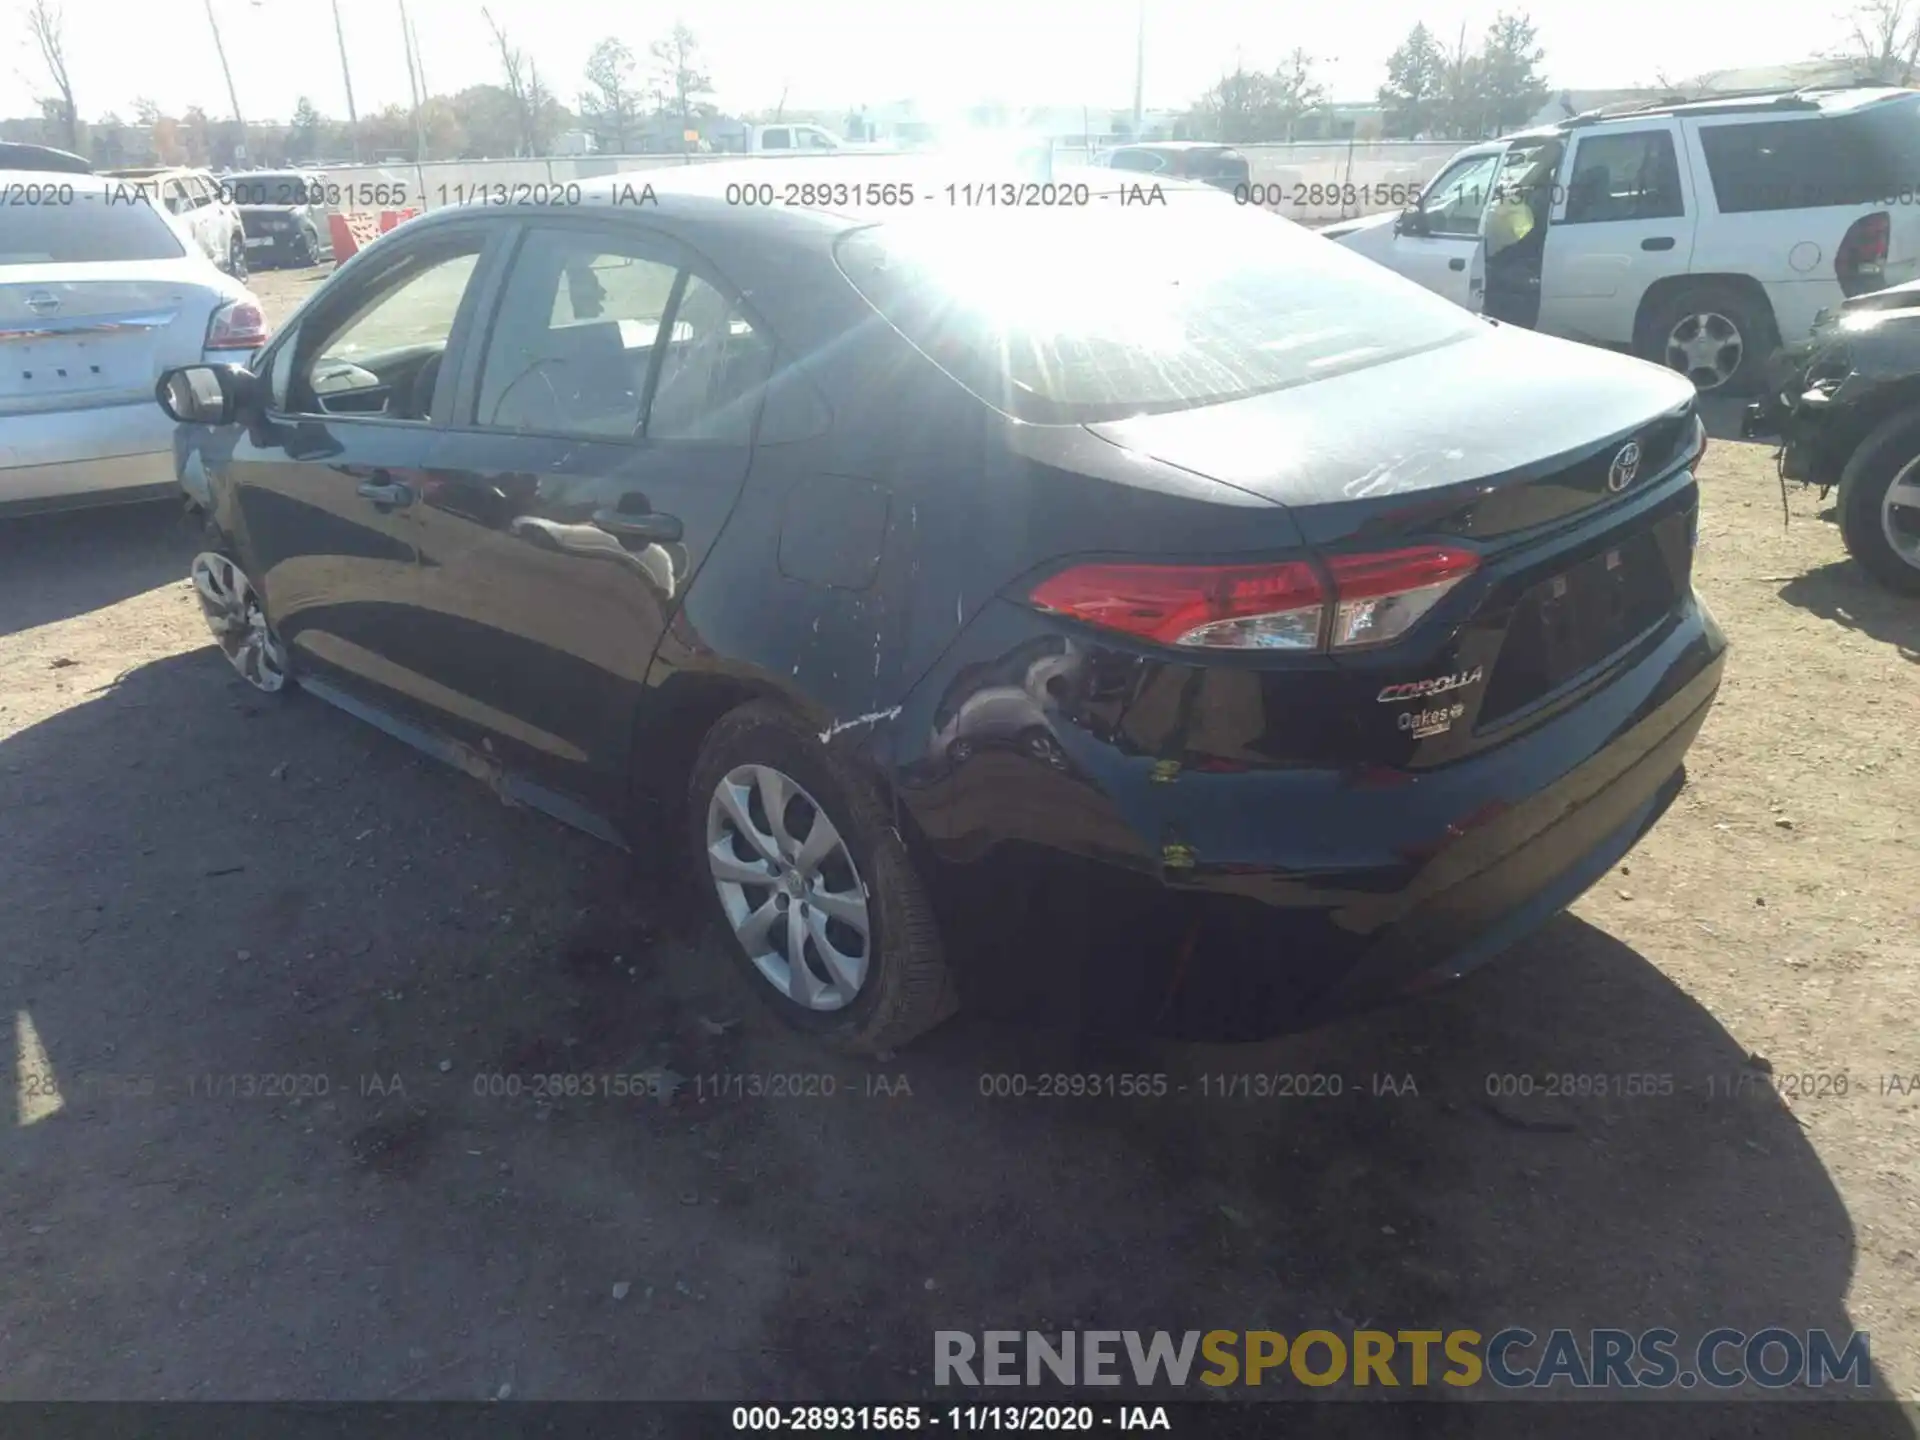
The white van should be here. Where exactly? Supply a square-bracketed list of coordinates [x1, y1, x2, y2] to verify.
[1324, 87, 1920, 392]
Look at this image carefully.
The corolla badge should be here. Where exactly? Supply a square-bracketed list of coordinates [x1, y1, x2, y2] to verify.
[26, 290, 60, 316]
[1606, 441, 1642, 493]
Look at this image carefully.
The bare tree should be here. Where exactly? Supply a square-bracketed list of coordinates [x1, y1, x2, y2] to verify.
[581, 37, 642, 151]
[649, 24, 713, 151]
[481, 6, 536, 154]
[1840, 0, 1920, 83]
[26, 0, 79, 152]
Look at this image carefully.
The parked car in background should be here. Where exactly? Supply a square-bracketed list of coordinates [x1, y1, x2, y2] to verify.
[1744, 279, 1920, 592]
[745, 123, 846, 153]
[1, 170, 269, 516]
[221, 170, 335, 268]
[154, 157, 1722, 1054]
[100, 165, 249, 278]
[0, 141, 91, 174]
[1325, 87, 1920, 393]
[1095, 141, 1251, 191]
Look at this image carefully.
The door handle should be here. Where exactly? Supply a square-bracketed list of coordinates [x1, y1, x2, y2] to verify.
[591, 507, 682, 543]
[1449, 256, 1466, 271]
[1641, 236, 1676, 251]
[356, 478, 414, 507]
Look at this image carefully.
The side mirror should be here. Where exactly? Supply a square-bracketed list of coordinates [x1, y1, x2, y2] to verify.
[156, 364, 253, 425]
[1394, 206, 1429, 237]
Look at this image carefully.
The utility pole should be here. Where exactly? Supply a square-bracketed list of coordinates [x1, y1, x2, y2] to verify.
[398, 0, 426, 160]
[203, 0, 248, 162]
[331, 0, 361, 160]
[1131, 0, 1145, 138]
[409, 12, 428, 100]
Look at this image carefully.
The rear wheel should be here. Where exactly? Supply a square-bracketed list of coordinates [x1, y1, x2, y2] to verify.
[190, 551, 291, 693]
[1838, 413, 1920, 594]
[293, 227, 318, 267]
[688, 701, 957, 1054]
[1641, 283, 1773, 395]
[227, 233, 248, 280]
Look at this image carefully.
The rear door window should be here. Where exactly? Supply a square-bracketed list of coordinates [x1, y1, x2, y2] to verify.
[473, 226, 681, 440]
[1697, 101, 1920, 211]
[1562, 130, 1684, 222]
[646, 274, 774, 443]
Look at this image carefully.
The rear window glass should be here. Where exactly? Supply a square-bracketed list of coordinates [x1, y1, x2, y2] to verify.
[0, 191, 187, 264]
[1698, 98, 1920, 211]
[226, 173, 317, 205]
[835, 194, 1479, 423]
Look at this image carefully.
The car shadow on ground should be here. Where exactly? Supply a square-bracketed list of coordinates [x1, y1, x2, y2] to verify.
[1779, 561, 1920, 663]
[0, 649, 1907, 1425]
[1696, 393, 1755, 446]
[0, 502, 200, 640]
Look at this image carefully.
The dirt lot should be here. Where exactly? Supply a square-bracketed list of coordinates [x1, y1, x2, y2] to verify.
[0, 265, 1916, 1416]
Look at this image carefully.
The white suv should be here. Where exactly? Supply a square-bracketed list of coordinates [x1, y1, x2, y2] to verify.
[1324, 87, 1920, 392]
[100, 166, 249, 279]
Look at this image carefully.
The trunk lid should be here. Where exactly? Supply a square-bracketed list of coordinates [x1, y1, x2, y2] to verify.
[0, 267, 222, 415]
[1086, 323, 1697, 548]
[1086, 323, 1703, 755]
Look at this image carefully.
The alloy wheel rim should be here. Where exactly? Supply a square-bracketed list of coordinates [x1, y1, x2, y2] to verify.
[705, 763, 870, 1011]
[190, 552, 287, 693]
[1882, 456, 1920, 573]
[1665, 311, 1743, 391]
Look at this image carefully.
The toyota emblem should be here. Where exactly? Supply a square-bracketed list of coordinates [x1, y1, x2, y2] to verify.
[25, 290, 60, 317]
[1606, 441, 1642, 493]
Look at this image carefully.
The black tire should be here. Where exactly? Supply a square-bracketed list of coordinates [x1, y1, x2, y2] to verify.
[687, 700, 958, 1054]
[1639, 282, 1775, 396]
[227, 234, 248, 281]
[293, 228, 318, 267]
[1837, 411, 1920, 595]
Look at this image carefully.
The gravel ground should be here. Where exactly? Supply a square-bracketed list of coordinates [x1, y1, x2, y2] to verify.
[0, 266, 1914, 1418]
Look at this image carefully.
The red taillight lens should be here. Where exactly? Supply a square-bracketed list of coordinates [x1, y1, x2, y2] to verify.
[1025, 545, 1478, 652]
[1837, 212, 1890, 298]
[1028, 560, 1327, 649]
[206, 298, 270, 351]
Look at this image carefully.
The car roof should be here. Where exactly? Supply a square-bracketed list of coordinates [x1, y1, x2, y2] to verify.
[101, 165, 208, 179]
[0, 141, 91, 174]
[0, 169, 120, 194]
[1109, 140, 1235, 152]
[1507, 83, 1918, 140]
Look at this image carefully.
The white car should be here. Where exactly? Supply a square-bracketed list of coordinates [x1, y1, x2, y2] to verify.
[1, 170, 270, 516]
[100, 165, 249, 278]
[1324, 86, 1920, 392]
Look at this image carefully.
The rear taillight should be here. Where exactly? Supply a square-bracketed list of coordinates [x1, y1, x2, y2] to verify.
[1836, 212, 1890, 298]
[1026, 546, 1479, 652]
[206, 297, 270, 351]
[1323, 547, 1480, 649]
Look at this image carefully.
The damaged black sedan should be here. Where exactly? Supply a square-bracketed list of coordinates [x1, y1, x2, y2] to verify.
[1745, 279, 1920, 594]
[155, 160, 1725, 1053]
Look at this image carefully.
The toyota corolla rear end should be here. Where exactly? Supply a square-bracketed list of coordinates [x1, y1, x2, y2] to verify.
[841, 190, 1726, 1032]
[0, 174, 268, 516]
